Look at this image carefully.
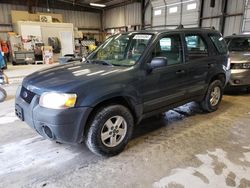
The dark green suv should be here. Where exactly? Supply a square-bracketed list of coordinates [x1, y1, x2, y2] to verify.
[15, 28, 230, 156]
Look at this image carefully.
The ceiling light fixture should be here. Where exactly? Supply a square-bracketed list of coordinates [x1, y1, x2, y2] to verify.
[90, 3, 106, 7]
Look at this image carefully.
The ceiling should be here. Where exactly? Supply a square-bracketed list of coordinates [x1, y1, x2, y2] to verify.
[0, 0, 141, 12]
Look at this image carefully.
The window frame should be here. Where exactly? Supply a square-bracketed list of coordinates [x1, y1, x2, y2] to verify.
[184, 33, 209, 61]
[208, 33, 228, 55]
[148, 33, 184, 67]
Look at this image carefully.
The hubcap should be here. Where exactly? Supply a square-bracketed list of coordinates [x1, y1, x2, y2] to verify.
[210, 86, 221, 106]
[101, 116, 127, 147]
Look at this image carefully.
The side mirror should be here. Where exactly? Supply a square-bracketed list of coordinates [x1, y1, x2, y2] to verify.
[150, 57, 168, 69]
[82, 57, 86, 62]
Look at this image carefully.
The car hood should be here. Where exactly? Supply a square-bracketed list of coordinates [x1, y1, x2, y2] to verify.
[229, 51, 250, 63]
[22, 62, 128, 95]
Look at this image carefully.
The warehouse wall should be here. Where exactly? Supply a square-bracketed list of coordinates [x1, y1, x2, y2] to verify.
[0, 3, 101, 39]
[104, 2, 141, 29]
[201, 0, 245, 36]
[145, 3, 152, 26]
[242, 0, 250, 33]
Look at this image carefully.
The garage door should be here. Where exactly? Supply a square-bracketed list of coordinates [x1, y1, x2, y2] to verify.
[151, 0, 200, 29]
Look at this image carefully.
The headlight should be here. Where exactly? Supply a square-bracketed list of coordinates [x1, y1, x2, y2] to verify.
[242, 63, 250, 69]
[226, 58, 231, 70]
[231, 63, 250, 69]
[39, 92, 77, 109]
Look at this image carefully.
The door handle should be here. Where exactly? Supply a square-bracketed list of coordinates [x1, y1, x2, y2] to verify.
[207, 63, 215, 68]
[176, 69, 186, 75]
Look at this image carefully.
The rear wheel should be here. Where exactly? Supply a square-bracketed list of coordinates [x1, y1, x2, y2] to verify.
[200, 80, 223, 112]
[85, 105, 134, 157]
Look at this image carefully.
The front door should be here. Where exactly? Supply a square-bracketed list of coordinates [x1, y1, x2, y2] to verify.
[141, 34, 189, 113]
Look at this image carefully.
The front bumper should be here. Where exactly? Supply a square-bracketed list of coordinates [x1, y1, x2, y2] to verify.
[15, 86, 92, 144]
[227, 69, 250, 87]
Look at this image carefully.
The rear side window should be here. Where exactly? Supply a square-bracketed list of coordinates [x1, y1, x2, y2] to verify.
[209, 34, 228, 54]
[185, 34, 208, 60]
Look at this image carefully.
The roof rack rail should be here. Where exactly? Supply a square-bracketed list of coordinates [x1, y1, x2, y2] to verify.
[176, 24, 184, 29]
[175, 25, 216, 30]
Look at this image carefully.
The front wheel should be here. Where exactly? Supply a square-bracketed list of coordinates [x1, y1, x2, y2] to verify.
[85, 105, 134, 157]
[200, 80, 223, 112]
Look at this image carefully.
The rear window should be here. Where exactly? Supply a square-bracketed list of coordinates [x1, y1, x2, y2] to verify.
[209, 34, 228, 54]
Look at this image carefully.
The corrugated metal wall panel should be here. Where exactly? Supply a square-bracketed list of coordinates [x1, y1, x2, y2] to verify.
[202, 18, 220, 30]
[0, 4, 27, 24]
[224, 16, 242, 36]
[0, 3, 101, 29]
[203, 0, 222, 17]
[54, 9, 101, 28]
[104, 2, 141, 29]
[227, 0, 245, 14]
[242, 0, 250, 33]
[104, 6, 125, 28]
[125, 3, 141, 26]
[201, 0, 245, 35]
[145, 3, 152, 25]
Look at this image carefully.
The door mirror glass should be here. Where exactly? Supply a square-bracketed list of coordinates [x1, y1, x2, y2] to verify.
[150, 57, 168, 69]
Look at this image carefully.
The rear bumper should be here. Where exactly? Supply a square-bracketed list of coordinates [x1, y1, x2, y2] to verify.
[15, 87, 92, 144]
[227, 69, 250, 87]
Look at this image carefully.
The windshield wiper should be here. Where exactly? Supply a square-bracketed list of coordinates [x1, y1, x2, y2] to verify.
[91, 60, 113, 66]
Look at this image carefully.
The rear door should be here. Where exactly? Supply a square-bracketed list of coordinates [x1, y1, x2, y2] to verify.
[184, 33, 213, 97]
[141, 33, 189, 113]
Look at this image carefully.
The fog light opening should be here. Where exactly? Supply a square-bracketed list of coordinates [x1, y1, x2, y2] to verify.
[43, 126, 53, 139]
[234, 80, 241, 84]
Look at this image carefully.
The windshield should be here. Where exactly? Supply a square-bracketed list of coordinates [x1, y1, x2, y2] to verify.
[88, 33, 153, 66]
[228, 37, 250, 52]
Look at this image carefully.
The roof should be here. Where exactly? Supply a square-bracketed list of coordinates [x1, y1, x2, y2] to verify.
[225, 34, 250, 38]
[122, 28, 220, 35]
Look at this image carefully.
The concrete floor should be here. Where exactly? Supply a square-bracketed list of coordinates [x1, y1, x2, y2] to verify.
[1, 65, 250, 188]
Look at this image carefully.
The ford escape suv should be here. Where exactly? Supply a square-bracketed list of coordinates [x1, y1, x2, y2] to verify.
[225, 34, 250, 89]
[15, 28, 230, 156]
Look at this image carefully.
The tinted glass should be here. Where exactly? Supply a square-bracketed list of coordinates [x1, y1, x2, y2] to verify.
[228, 37, 250, 52]
[185, 35, 207, 52]
[185, 34, 208, 60]
[152, 35, 182, 65]
[209, 34, 228, 54]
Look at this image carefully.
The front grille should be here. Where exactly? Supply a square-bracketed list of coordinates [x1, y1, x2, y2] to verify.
[20, 87, 35, 104]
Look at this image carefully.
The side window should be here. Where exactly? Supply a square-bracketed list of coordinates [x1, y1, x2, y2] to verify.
[185, 34, 208, 60]
[152, 35, 182, 65]
[209, 34, 228, 55]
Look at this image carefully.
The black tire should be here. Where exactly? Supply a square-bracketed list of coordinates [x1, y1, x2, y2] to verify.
[200, 80, 223, 112]
[85, 105, 134, 157]
[247, 87, 250, 93]
[0, 87, 7, 102]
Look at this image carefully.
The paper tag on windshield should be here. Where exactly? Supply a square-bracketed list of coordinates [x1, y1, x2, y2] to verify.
[133, 35, 152, 40]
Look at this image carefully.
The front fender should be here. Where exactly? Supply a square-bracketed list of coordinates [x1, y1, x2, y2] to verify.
[77, 83, 141, 107]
